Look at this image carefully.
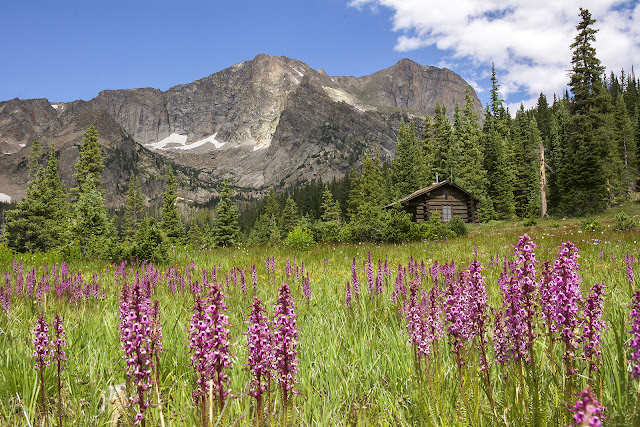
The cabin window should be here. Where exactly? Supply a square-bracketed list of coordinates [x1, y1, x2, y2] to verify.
[443, 205, 452, 222]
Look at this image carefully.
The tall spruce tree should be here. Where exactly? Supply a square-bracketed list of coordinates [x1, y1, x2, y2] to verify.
[559, 8, 609, 214]
[6, 141, 68, 252]
[212, 179, 240, 247]
[66, 175, 115, 259]
[73, 125, 105, 192]
[391, 119, 421, 199]
[511, 106, 541, 218]
[279, 197, 300, 237]
[160, 166, 186, 244]
[613, 93, 637, 194]
[456, 88, 493, 220]
[123, 172, 145, 241]
[431, 104, 453, 181]
[320, 186, 341, 223]
[482, 67, 516, 219]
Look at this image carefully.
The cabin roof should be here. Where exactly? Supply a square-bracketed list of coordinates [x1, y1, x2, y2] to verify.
[384, 180, 480, 209]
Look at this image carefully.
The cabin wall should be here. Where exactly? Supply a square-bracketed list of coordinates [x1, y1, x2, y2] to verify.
[404, 186, 478, 223]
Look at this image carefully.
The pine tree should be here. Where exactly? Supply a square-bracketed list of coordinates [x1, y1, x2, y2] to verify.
[123, 172, 145, 241]
[6, 142, 68, 252]
[348, 151, 385, 217]
[511, 106, 541, 218]
[613, 93, 637, 194]
[431, 104, 453, 181]
[320, 186, 341, 223]
[73, 125, 105, 192]
[160, 166, 186, 244]
[421, 114, 436, 184]
[279, 197, 300, 237]
[560, 8, 610, 214]
[212, 179, 240, 247]
[391, 119, 421, 199]
[482, 68, 516, 220]
[455, 88, 493, 220]
[447, 105, 463, 182]
[66, 175, 115, 259]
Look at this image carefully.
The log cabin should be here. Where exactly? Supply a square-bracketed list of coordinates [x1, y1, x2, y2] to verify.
[384, 180, 480, 223]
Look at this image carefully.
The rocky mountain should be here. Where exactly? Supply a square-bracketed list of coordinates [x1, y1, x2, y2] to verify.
[0, 54, 483, 206]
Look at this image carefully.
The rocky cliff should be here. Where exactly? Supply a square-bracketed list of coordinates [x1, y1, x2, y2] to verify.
[0, 54, 483, 205]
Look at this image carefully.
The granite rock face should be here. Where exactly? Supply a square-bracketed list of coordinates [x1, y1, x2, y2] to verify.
[0, 54, 482, 205]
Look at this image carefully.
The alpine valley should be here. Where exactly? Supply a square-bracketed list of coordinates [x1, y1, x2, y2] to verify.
[0, 54, 482, 206]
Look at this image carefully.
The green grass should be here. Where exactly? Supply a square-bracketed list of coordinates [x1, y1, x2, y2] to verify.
[2, 203, 640, 425]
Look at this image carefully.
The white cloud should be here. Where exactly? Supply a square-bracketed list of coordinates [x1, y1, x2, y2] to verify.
[349, 0, 640, 104]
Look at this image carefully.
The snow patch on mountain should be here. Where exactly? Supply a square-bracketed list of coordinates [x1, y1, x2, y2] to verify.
[146, 133, 227, 150]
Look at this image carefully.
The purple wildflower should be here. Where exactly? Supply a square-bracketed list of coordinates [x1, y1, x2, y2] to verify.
[302, 274, 311, 301]
[366, 252, 375, 294]
[246, 297, 274, 416]
[629, 291, 640, 379]
[351, 257, 360, 298]
[581, 282, 605, 374]
[405, 281, 423, 359]
[375, 259, 384, 295]
[445, 274, 472, 366]
[188, 284, 233, 421]
[119, 279, 154, 425]
[624, 252, 635, 284]
[33, 315, 51, 424]
[33, 316, 51, 370]
[565, 387, 605, 427]
[465, 260, 490, 371]
[493, 309, 510, 365]
[273, 283, 299, 406]
[1, 273, 10, 314]
[51, 314, 67, 365]
[345, 281, 352, 308]
[554, 241, 583, 366]
[52, 314, 67, 427]
[251, 264, 258, 292]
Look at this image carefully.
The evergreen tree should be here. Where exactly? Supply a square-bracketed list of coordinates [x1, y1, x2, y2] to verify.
[347, 151, 385, 217]
[320, 186, 341, 223]
[511, 106, 541, 218]
[73, 125, 105, 191]
[279, 197, 300, 237]
[559, 8, 609, 214]
[421, 113, 436, 183]
[123, 172, 145, 241]
[447, 105, 463, 182]
[547, 98, 570, 214]
[455, 88, 493, 220]
[187, 222, 206, 249]
[431, 104, 453, 181]
[212, 179, 240, 247]
[482, 68, 516, 219]
[613, 93, 637, 194]
[6, 142, 68, 252]
[65, 176, 115, 259]
[535, 93, 552, 144]
[160, 166, 186, 244]
[263, 187, 280, 219]
[391, 119, 421, 199]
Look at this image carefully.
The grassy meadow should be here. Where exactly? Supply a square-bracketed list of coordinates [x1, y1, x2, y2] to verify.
[2, 203, 640, 426]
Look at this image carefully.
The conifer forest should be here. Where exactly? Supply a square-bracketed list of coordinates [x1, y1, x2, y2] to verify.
[2, 8, 640, 426]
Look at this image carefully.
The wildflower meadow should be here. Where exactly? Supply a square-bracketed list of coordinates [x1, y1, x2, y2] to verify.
[2, 213, 640, 426]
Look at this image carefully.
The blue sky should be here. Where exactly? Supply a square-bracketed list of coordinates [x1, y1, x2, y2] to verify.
[2, 1, 639, 111]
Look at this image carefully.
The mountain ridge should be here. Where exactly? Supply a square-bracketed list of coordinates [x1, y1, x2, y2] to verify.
[0, 54, 483, 206]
